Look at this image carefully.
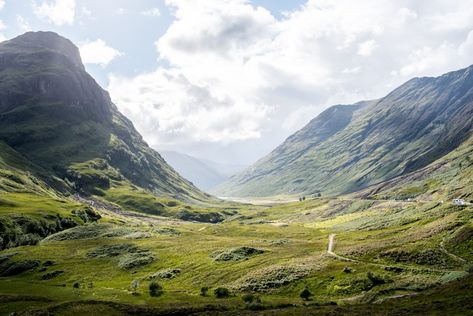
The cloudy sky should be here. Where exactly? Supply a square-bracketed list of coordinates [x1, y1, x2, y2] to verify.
[2, 0, 473, 165]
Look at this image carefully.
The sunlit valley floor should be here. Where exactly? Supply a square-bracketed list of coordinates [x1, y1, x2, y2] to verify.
[1, 191, 472, 315]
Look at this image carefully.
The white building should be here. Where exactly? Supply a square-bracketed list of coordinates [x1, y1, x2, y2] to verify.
[453, 199, 466, 206]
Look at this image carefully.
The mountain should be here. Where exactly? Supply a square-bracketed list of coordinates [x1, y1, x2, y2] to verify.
[199, 158, 247, 178]
[159, 151, 226, 190]
[0, 31, 209, 203]
[159, 151, 247, 191]
[215, 65, 473, 197]
[358, 131, 473, 202]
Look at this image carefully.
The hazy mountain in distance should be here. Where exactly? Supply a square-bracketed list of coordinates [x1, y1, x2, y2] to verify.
[199, 158, 247, 178]
[160, 150, 225, 191]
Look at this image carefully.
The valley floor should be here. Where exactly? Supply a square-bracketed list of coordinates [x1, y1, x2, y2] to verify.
[1, 194, 472, 315]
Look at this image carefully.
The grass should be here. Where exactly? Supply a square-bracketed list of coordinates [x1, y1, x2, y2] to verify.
[0, 194, 471, 315]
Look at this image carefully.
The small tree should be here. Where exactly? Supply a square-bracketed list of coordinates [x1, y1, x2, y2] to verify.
[214, 287, 230, 298]
[149, 281, 163, 297]
[200, 286, 209, 296]
[300, 287, 312, 301]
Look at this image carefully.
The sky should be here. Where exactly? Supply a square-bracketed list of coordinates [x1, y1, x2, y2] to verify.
[1, 1, 473, 165]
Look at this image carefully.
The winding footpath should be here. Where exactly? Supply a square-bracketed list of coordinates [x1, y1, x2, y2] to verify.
[326, 234, 466, 274]
[440, 237, 467, 263]
[327, 234, 356, 262]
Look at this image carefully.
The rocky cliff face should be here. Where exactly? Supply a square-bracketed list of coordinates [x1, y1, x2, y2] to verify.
[0, 31, 111, 123]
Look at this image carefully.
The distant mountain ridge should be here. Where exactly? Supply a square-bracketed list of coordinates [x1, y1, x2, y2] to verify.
[160, 150, 246, 191]
[0, 31, 209, 202]
[214, 65, 473, 197]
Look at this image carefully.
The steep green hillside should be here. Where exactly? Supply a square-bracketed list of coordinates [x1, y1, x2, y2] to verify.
[215, 66, 473, 197]
[359, 133, 473, 203]
[0, 32, 208, 202]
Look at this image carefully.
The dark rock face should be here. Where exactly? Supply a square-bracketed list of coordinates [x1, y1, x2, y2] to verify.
[217, 65, 473, 197]
[0, 31, 112, 123]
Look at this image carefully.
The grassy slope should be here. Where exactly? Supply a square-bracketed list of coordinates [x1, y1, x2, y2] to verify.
[0, 192, 471, 315]
[216, 66, 473, 198]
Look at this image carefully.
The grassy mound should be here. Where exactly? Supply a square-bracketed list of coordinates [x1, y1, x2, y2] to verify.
[154, 227, 180, 236]
[86, 244, 139, 258]
[446, 225, 473, 261]
[175, 209, 224, 223]
[42, 224, 132, 242]
[0, 260, 40, 277]
[148, 268, 181, 280]
[86, 243, 155, 270]
[211, 247, 265, 262]
[234, 264, 312, 292]
[379, 249, 452, 266]
[118, 252, 155, 270]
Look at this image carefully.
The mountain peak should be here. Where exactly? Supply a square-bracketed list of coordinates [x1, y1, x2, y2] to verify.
[0, 31, 84, 70]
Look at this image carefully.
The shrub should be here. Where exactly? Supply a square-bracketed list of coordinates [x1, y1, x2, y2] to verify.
[343, 267, 353, 273]
[467, 264, 473, 274]
[367, 272, 388, 285]
[242, 293, 261, 304]
[300, 287, 312, 301]
[148, 268, 181, 280]
[166, 201, 178, 207]
[149, 281, 163, 297]
[41, 270, 64, 280]
[214, 287, 230, 298]
[72, 282, 80, 289]
[200, 286, 209, 296]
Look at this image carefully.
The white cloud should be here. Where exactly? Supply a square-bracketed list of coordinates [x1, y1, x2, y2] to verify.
[79, 39, 123, 67]
[81, 7, 92, 17]
[33, 0, 76, 26]
[0, 0, 5, 40]
[115, 8, 126, 15]
[357, 39, 377, 56]
[142, 8, 161, 17]
[108, 0, 473, 163]
[109, 69, 269, 145]
[16, 15, 32, 32]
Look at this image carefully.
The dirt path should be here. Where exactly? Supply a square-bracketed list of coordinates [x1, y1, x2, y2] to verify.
[326, 234, 464, 273]
[440, 238, 467, 263]
[327, 234, 356, 262]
